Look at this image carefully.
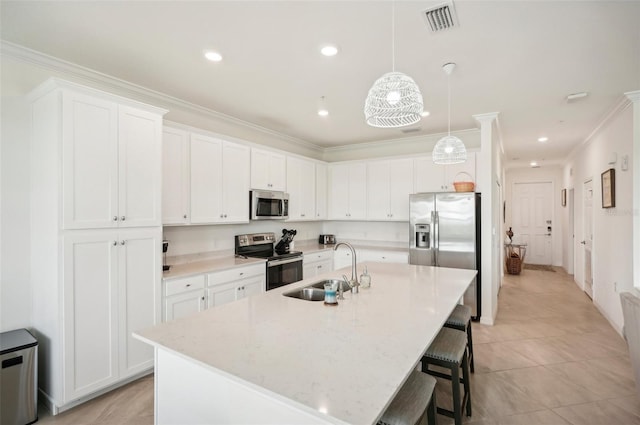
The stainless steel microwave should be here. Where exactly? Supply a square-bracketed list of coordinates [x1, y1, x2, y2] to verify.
[250, 190, 289, 220]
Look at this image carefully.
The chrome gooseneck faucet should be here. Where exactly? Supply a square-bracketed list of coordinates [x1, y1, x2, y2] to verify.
[334, 242, 359, 292]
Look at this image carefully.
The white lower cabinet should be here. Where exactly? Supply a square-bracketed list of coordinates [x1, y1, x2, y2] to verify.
[303, 250, 333, 279]
[207, 264, 265, 307]
[62, 228, 161, 402]
[163, 275, 206, 322]
[163, 264, 265, 322]
[359, 249, 408, 264]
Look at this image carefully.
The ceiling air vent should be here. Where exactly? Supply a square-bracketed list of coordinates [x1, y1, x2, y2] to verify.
[423, 1, 459, 33]
[401, 127, 422, 134]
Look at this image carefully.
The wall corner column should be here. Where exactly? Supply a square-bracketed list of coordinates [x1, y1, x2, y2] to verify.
[473, 112, 500, 325]
[625, 91, 640, 289]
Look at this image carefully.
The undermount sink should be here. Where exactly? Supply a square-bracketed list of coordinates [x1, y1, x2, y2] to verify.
[283, 279, 352, 302]
[283, 287, 325, 301]
[308, 279, 351, 292]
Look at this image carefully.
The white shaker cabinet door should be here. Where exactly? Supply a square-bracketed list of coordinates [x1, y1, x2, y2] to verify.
[367, 161, 391, 220]
[221, 141, 250, 223]
[328, 163, 350, 219]
[315, 163, 328, 220]
[348, 162, 367, 220]
[63, 231, 119, 401]
[414, 157, 445, 193]
[238, 275, 264, 299]
[388, 158, 414, 221]
[118, 106, 163, 227]
[162, 127, 190, 224]
[269, 153, 287, 192]
[62, 92, 118, 230]
[164, 291, 206, 322]
[118, 228, 162, 378]
[190, 134, 223, 223]
[206, 281, 238, 308]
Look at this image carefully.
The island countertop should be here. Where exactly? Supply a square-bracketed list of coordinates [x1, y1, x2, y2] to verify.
[135, 262, 476, 424]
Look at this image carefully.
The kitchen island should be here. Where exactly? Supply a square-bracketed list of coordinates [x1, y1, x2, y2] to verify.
[134, 262, 476, 425]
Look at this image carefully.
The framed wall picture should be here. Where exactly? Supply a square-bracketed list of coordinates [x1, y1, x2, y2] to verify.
[601, 168, 615, 208]
[561, 189, 567, 207]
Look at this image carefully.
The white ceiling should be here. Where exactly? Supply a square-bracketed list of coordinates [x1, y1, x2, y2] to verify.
[2, 1, 639, 163]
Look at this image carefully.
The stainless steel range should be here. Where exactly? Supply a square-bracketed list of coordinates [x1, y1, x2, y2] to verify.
[235, 232, 303, 291]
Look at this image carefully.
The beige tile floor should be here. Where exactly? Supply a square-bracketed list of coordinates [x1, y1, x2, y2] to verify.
[38, 267, 640, 424]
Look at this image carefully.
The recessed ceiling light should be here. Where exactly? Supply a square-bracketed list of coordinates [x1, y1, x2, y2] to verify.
[320, 44, 339, 57]
[318, 109, 329, 117]
[421, 111, 431, 117]
[566, 92, 588, 101]
[530, 161, 539, 167]
[204, 50, 223, 62]
[538, 137, 548, 142]
[317, 96, 329, 117]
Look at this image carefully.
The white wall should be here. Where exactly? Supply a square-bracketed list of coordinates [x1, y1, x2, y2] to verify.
[504, 165, 564, 267]
[564, 103, 634, 333]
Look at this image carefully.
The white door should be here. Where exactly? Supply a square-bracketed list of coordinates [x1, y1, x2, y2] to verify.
[63, 231, 119, 401]
[414, 157, 444, 192]
[118, 228, 161, 378]
[286, 157, 303, 220]
[348, 162, 367, 219]
[162, 127, 190, 224]
[583, 179, 594, 298]
[221, 141, 250, 223]
[238, 276, 264, 299]
[62, 92, 118, 229]
[269, 153, 287, 192]
[328, 164, 350, 219]
[118, 106, 162, 227]
[512, 182, 553, 265]
[299, 159, 316, 220]
[207, 282, 238, 308]
[190, 134, 223, 223]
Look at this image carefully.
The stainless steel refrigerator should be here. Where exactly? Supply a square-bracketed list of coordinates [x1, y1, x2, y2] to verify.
[409, 192, 481, 319]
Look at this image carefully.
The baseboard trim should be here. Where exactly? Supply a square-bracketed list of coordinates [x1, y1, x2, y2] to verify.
[39, 369, 153, 416]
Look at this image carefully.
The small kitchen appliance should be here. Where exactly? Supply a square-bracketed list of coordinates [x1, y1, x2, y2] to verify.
[318, 234, 336, 245]
[235, 232, 303, 291]
[250, 190, 289, 220]
[162, 240, 171, 271]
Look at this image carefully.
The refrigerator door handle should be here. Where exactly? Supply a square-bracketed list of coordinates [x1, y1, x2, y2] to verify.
[430, 211, 436, 264]
[434, 211, 439, 266]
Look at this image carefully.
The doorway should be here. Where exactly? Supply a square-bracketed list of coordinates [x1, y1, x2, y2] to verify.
[583, 179, 594, 299]
[567, 188, 575, 275]
[512, 182, 553, 265]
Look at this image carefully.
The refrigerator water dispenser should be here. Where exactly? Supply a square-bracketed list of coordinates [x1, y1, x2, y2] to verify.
[415, 224, 430, 248]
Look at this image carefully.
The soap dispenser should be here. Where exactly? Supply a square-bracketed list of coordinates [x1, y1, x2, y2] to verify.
[360, 266, 371, 288]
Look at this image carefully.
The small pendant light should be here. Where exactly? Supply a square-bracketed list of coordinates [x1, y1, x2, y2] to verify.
[432, 62, 467, 164]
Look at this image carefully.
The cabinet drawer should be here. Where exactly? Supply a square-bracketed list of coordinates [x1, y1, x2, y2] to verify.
[304, 250, 333, 264]
[164, 275, 206, 297]
[207, 263, 265, 286]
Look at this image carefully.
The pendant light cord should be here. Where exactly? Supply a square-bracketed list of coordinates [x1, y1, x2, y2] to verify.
[447, 72, 451, 136]
[391, 0, 395, 72]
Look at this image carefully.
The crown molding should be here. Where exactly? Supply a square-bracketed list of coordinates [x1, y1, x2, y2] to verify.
[566, 94, 632, 160]
[1, 40, 323, 154]
[323, 127, 480, 153]
[625, 90, 640, 103]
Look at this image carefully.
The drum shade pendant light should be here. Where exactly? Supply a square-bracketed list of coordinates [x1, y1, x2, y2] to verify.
[364, 2, 423, 128]
[432, 63, 467, 164]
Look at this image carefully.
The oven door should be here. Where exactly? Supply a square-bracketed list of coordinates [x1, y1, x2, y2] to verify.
[267, 257, 303, 290]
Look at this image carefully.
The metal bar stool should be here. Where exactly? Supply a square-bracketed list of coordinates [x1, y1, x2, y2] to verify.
[421, 327, 471, 425]
[444, 304, 475, 373]
[377, 370, 438, 425]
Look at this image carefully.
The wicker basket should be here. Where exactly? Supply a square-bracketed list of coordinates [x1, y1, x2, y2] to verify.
[453, 172, 475, 192]
[506, 255, 522, 275]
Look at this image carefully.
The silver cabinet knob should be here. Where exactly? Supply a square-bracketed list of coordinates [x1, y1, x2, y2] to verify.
[113, 216, 118, 221]
[120, 240, 126, 245]
[121, 216, 125, 221]
[224, 214, 227, 218]
[183, 214, 187, 219]
[113, 241, 118, 246]
[220, 214, 224, 218]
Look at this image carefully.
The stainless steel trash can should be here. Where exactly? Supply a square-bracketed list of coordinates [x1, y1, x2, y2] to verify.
[1, 329, 38, 425]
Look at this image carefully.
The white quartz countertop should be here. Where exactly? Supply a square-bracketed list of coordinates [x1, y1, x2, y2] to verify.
[162, 256, 266, 280]
[137, 262, 476, 425]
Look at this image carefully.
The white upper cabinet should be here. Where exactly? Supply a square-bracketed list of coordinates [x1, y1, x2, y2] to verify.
[315, 163, 328, 220]
[286, 156, 316, 221]
[367, 158, 413, 221]
[162, 127, 190, 225]
[251, 148, 286, 191]
[414, 153, 476, 193]
[190, 133, 250, 224]
[61, 92, 162, 229]
[328, 162, 367, 220]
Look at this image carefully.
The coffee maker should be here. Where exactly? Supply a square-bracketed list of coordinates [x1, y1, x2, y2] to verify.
[162, 240, 171, 271]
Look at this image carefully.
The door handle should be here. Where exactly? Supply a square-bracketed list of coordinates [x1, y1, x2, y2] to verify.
[580, 241, 586, 245]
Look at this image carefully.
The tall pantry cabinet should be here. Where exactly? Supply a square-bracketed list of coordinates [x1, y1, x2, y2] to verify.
[29, 79, 167, 413]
